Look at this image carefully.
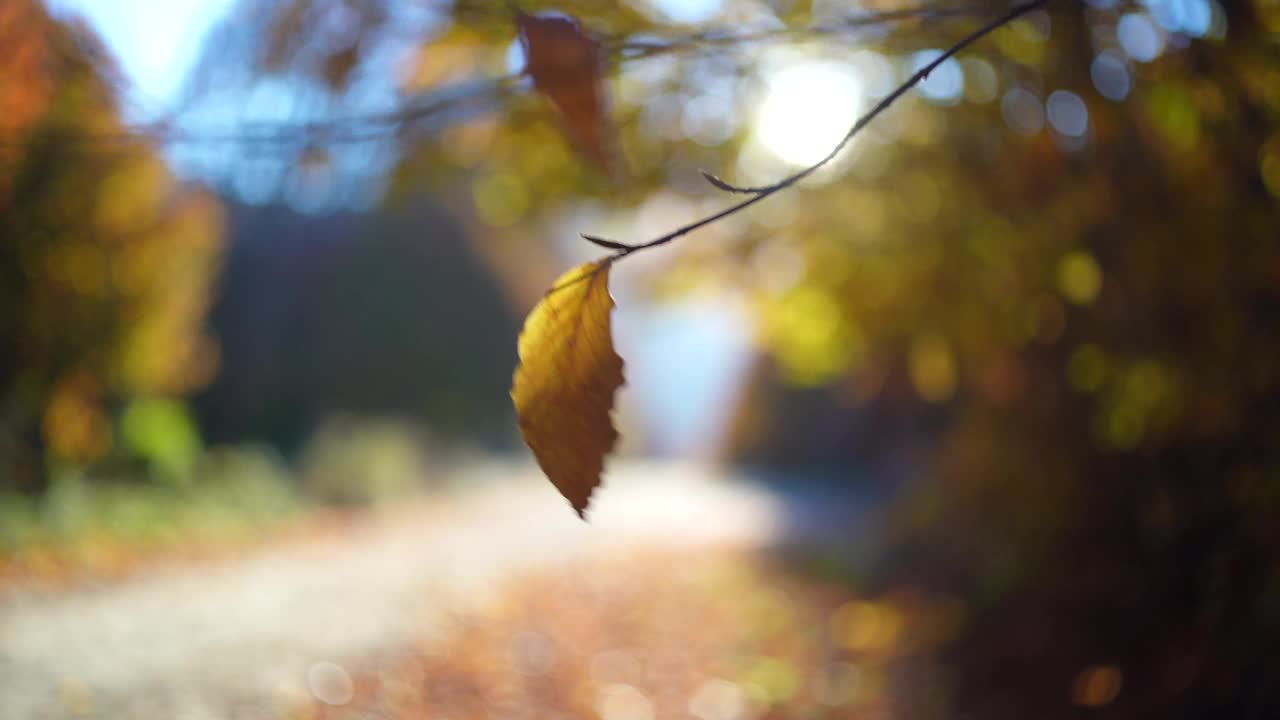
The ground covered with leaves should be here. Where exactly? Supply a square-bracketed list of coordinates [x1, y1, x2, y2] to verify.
[306, 549, 934, 720]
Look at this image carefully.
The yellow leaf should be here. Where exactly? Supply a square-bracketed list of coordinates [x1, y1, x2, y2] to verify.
[511, 261, 625, 518]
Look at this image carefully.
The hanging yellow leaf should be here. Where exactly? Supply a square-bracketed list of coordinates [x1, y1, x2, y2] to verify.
[511, 261, 625, 518]
[517, 12, 613, 175]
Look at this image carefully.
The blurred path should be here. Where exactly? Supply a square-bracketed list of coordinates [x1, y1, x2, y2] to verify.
[0, 461, 863, 719]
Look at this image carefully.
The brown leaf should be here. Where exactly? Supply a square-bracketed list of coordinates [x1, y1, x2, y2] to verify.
[322, 43, 361, 89]
[511, 261, 625, 518]
[517, 12, 613, 174]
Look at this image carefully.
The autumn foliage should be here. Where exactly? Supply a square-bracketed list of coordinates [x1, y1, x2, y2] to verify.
[5, 1, 1280, 717]
[0, 0, 223, 486]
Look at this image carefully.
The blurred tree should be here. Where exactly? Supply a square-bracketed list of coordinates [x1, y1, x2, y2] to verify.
[714, 3, 1280, 717]
[168, 0, 1280, 715]
[194, 196, 521, 455]
[0, 0, 223, 489]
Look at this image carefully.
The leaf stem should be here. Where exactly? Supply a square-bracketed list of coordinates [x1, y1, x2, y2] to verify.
[599, 0, 1054, 261]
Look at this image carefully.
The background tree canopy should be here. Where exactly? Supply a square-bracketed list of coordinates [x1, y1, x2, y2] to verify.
[3, 0, 1279, 717]
[1, 0, 222, 489]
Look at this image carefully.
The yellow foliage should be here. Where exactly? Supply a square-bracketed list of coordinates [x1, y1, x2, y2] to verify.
[511, 261, 625, 517]
[93, 156, 169, 233]
[909, 333, 957, 403]
[1067, 344, 1108, 393]
[472, 172, 530, 227]
[1057, 251, 1103, 306]
[766, 286, 863, 387]
[993, 19, 1047, 66]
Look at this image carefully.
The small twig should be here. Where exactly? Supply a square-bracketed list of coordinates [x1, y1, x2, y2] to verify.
[610, 4, 1000, 62]
[590, 0, 1053, 261]
[700, 171, 763, 195]
[581, 234, 638, 251]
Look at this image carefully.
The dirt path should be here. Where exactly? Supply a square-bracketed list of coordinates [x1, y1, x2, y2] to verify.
[0, 461, 790, 719]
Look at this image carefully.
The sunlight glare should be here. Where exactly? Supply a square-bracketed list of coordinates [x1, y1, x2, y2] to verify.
[754, 63, 863, 167]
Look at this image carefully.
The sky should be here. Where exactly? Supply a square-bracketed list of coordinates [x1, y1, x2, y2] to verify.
[48, 0, 235, 113]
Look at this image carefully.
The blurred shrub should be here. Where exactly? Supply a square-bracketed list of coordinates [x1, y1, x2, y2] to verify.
[298, 417, 432, 506]
[0, 446, 295, 554]
[119, 397, 203, 484]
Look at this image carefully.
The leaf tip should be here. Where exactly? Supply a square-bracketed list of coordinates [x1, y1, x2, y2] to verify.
[581, 233, 634, 251]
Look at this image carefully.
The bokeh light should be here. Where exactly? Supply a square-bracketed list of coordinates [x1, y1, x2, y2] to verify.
[1046, 90, 1089, 137]
[1002, 87, 1045, 136]
[1057, 251, 1103, 305]
[1090, 52, 1131, 101]
[688, 678, 745, 720]
[1147, 0, 1213, 37]
[307, 661, 354, 706]
[911, 50, 964, 106]
[909, 334, 957, 403]
[962, 57, 999, 104]
[754, 62, 862, 166]
[1072, 665, 1124, 707]
[5, 3, 1277, 720]
[1117, 13, 1165, 63]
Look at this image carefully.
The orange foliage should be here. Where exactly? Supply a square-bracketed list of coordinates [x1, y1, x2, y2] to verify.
[0, 0, 55, 209]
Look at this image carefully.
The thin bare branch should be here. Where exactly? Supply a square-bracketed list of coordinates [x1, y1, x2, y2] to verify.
[595, 0, 1054, 261]
[0, 3, 1007, 153]
[610, 3, 1000, 62]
